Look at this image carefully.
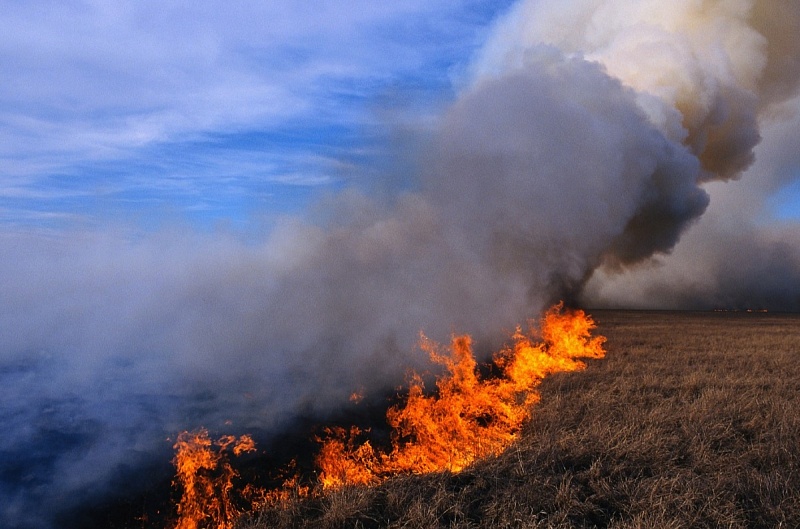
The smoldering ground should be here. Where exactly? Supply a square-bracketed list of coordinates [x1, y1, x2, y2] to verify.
[2, 1, 800, 527]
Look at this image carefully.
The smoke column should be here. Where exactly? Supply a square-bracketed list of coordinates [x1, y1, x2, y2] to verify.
[1, 1, 798, 527]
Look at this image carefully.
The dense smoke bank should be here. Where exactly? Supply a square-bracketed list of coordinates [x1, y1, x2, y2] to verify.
[470, 0, 800, 309]
[582, 100, 800, 311]
[2, 1, 799, 527]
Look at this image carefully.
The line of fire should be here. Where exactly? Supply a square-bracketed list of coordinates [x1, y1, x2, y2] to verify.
[168, 302, 606, 529]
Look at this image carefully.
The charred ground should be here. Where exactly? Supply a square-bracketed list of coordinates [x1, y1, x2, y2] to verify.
[240, 310, 800, 529]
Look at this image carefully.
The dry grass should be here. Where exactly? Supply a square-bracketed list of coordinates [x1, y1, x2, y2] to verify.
[240, 310, 800, 529]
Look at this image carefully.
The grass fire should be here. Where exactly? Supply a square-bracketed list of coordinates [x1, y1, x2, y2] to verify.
[156, 308, 800, 529]
[169, 303, 605, 528]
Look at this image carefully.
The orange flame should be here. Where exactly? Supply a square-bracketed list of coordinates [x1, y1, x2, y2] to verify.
[168, 303, 606, 522]
[316, 303, 605, 489]
[349, 390, 365, 404]
[171, 429, 257, 529]
[315, 426, 380, 489]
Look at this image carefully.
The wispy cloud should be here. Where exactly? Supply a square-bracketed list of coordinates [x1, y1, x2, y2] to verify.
[0, 1, 515, 229]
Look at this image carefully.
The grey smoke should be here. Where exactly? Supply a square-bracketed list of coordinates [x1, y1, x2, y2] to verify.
[2, 1, 799, 527]
[583, 100, 800, 311]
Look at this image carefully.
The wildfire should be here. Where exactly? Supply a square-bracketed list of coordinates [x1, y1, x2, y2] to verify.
[316, 303, 605, 488]
[169, 303, 605, 526]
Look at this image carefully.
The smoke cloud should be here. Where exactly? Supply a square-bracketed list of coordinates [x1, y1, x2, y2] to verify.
[2, 1, 798, 527]
[583, 95, 800, 310]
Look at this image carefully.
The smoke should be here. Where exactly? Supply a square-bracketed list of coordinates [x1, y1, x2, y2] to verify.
[2, 1, 799, 527]
[470, 0, 800, 304]
[583, 95, 800, 310]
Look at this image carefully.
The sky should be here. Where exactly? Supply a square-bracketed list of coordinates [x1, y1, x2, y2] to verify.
[0, 0, 519, 232]
[2, 2, 800, 528]
[1, 2, 798, 233]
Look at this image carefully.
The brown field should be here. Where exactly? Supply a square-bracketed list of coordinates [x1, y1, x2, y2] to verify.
[240, 310, 800, 529]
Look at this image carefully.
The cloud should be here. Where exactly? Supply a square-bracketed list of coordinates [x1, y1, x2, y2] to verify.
[0, 1, 515, 227]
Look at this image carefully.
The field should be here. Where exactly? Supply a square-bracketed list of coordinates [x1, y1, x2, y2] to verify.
[240, 310, 800, 529]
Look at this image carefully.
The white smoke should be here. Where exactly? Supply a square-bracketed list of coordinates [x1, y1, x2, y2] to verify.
[2, 1, 799, 527]
[474, 0, 800, 165]
[470, 0, 800, 278]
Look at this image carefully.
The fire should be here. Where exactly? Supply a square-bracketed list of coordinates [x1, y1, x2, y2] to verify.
[316, 303, 605, 488]
[171, 429, 257, 529]
[169, 303, 605, 524]
[170, 431, 311, 528]
[315, 426, 380, 489]
[349, 390, 365, 404]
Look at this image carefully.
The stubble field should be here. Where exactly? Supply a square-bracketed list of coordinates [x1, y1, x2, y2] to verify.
[243, 310, 800, 529]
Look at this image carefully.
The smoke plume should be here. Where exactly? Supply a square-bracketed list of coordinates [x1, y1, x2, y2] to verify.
[2, 1, 799, 527]
[583, 95, 800, 310]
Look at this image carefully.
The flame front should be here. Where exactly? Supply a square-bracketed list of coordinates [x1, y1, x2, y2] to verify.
[316, 303, 605, 488]
[169, 303, 606, 525]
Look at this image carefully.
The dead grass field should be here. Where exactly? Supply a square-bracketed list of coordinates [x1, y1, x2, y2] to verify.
[242, 310, 800, 529]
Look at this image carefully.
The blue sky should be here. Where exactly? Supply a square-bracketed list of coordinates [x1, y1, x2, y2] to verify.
[772, 180, 800, 221]
[0, 1, 516, 232]
[2, 0, 799, 235]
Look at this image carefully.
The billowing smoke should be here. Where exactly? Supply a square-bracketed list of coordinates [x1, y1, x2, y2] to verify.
[2, 1, 799, 527]
[583, 95, 800, 310]
[469, 0, 800, 307]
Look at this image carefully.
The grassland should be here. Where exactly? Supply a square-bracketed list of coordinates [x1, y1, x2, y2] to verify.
[240, 310, 800, 529]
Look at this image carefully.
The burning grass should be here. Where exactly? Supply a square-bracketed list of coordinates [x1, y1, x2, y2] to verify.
[314, 304, 605, 489]
[238, 310, 800, 529]
[169, 304, 605, 528]
[171, 430, 257, 529]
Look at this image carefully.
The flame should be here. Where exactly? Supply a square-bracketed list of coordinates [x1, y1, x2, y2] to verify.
[316, 303, 605, 489]
[168, 303, 606, 523]
[315, 426, 380, 489]
[171, 429, 257, 529]
[171, 431, 311, 527]
[242, 459, 310, 510]
[349, 390, 365, 404]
